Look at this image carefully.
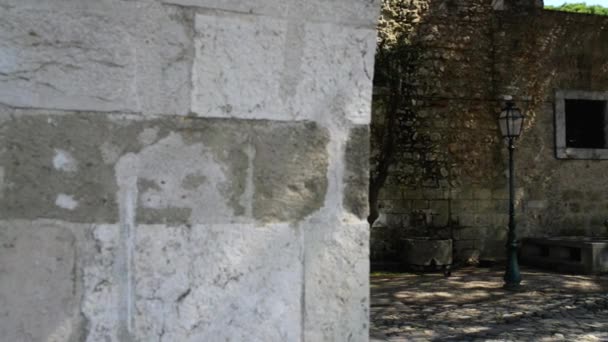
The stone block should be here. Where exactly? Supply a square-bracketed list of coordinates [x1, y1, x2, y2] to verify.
[485, 227, 509, 242]
[134, 120, 328, 223]
[0, 220, 87, 342]
[479, 239, 507, 261]
[401, 238, 452, 266]
[251, 122, 329, 223]
[190, 15, 377, 124]
[291, 0, 381, 26]
[453, 226, 487, 240]
[412, 200, 429, 209]
[453, 239, 480, 251]
[492, 0, 506, 10]
[521, 237, 608, 274]
[132, 223, 303, 341]
[343, 125, 370, 219]
[494, 201, 509, 212]
[451, 188, 474, 199]
[134, 225, 190, 342]
[489, 213, 509, 227]
[475, 200, 496, 212]
[451, 200, 476, 213]
[0, 2, 191, 115]
[291, 23, 377, 124]
[403, 188, 423, 199]
[459, 213, 487, 227]
[0, 6, 133, 111]
[162, 0, 380, 26]
[422, 188, 448, 200]
[492, 188, 508, 200]
[377, 186, 402, 200]
[377, 200, 410, 214]
[304, 221, 369, 341]
[0, 114, 125, 222]
[473, 188, 492, 199]
[81, 224, 122, 342]
[162, 0, 288, 17]
[376, 213, 408, 228]
[129, 120, 330, 224]
[429, 200, 449, 227]
[191, 13, 287, 120]
[1, 113, 329, 225]
[526, 200, 548, 209]
[0, 166, 4, 200]
[131, 224, 194, 341]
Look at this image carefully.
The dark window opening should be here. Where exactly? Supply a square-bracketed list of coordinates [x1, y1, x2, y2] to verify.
[565, 99, 607, 149]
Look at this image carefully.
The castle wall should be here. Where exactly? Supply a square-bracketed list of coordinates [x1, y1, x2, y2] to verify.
[0, 0, 380, 340]
[372, 1, 608, 263]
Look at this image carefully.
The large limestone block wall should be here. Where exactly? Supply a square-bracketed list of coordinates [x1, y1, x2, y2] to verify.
[0, 0, 379, 341]
[371, 0, 608, 263]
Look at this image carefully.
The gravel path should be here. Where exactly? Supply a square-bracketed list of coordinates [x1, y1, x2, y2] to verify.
[371, 267, 608, 341]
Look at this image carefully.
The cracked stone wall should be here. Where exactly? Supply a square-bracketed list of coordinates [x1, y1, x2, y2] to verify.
[0, 0, 380, 341]
[371, 0, 608, 263]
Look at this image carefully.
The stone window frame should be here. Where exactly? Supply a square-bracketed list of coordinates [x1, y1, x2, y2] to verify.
[555, 89, 608, 160]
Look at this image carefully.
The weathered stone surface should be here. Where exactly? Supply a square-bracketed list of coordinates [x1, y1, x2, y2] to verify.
[0, 2, 192, 115]
[401, 238, 452, 266]
[0, 220, 85, 342]
[134, 223, 303, 341]
[126, 119, 329, 225]
[0, 0, 380, 339]
[133, 225, 191, 341]
[292, 23, 377, 124]
[0, 114, 139, 222]
[162, 0, 380, 26]
[372, 0, 608, 264]
[0, 113, 328, 224]
[252, 122, 329, 222]
[191, 13, 287, 120]
[130, 132, 239, 225]
[190, 14, 376, 124]
[344, 125, 371, 218]
[0, 220, 125, 342]
[520, 237, 608, 274]
[81, 224, 122, 342]
[304, 220, 370, 341]
[162, 0, 288, 17]
[291, 0, 381, 26]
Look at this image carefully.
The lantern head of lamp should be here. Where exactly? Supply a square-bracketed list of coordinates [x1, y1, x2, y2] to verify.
[499, 101, 525, 139]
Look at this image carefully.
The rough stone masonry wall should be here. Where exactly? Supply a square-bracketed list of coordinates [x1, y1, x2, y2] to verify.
[493, 9, 608, 240]
[371, 0, 608, 263]
[0, 0, 379, 341]
[372, 0, 500, 262]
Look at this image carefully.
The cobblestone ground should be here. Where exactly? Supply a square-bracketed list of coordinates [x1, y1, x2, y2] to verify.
[371, 267, 608, 341]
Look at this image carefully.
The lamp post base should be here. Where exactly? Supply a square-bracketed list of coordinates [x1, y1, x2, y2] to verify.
[503, 246, 522, 288]
[502, 282, 522, 291]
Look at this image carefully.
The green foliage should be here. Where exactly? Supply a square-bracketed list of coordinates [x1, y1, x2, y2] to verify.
[545, 2, 608, 15]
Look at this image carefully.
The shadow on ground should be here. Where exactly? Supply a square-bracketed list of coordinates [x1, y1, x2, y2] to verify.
[371, 266, 608, 341]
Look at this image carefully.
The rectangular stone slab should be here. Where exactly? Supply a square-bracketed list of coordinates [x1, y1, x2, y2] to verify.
[0, 113, 328, 225]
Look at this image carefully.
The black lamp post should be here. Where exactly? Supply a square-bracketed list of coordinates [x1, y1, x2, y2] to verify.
[498, 98, 525, 289]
